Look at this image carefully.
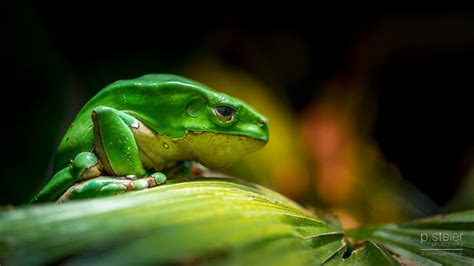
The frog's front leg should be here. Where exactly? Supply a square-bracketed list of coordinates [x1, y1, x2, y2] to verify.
[32, 106, 167, 203]
[31, 152, 102, 203]
[67, 106, 167, 199]
[91, 106, 149, 177]
[57, 173, 167, 202]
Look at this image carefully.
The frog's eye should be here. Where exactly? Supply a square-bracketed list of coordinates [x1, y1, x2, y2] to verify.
[213, 106, 235, 123]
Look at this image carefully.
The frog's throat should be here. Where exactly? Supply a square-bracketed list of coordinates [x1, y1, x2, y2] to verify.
[178, 131, 266, 169]
[132, 123, 266, 170]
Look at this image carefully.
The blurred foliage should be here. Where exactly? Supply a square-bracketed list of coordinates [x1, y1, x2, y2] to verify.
[446, 164, 474, 212]
[1, 178, 473, 265]
[183, 56, 311, 200]
[300, 77, 438, 227]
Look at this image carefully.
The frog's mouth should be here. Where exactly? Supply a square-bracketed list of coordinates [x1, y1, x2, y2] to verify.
[178, 132, 267, 169]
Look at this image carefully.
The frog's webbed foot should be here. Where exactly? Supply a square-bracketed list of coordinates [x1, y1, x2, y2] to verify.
[57, 173, 167, 202]
[31, 152, 102, 203]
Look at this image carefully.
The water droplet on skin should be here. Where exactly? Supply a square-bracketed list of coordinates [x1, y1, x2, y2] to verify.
[163, 143, 169, 149]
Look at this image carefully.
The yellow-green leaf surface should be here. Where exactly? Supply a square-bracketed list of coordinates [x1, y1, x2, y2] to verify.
[1, 177, 473, 265]
[0, 178, 344, 265]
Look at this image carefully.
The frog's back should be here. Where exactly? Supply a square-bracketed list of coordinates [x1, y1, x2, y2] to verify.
[53, 74, 206, 171]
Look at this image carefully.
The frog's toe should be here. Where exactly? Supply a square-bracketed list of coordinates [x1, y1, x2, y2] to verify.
[100, 183, 128, 195]
[71, 152, 102, 179]
[151, 172, 167, 185]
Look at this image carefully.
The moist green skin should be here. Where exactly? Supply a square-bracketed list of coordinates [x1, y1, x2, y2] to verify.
[32, 74, 269, 203]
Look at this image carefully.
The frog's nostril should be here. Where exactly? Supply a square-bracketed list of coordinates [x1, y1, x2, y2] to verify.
[258, 119, 265, 126]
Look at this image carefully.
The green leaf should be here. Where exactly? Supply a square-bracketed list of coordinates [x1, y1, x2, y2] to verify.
[325, 241, 400, 265]
[2, 177, 473, 265]
[0, 178, 344, 265]
[347, 210, 474, 265]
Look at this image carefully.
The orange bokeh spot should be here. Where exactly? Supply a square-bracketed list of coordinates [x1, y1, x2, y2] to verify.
[301, 102, 357, 204]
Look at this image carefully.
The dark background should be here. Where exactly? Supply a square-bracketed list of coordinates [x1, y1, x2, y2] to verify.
[2, 5, 473, 206]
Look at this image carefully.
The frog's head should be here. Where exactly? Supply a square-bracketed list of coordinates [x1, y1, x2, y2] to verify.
[180, 88, 269, 169]
[189, 89, 269, 143]
[127, 74, 269, 169]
